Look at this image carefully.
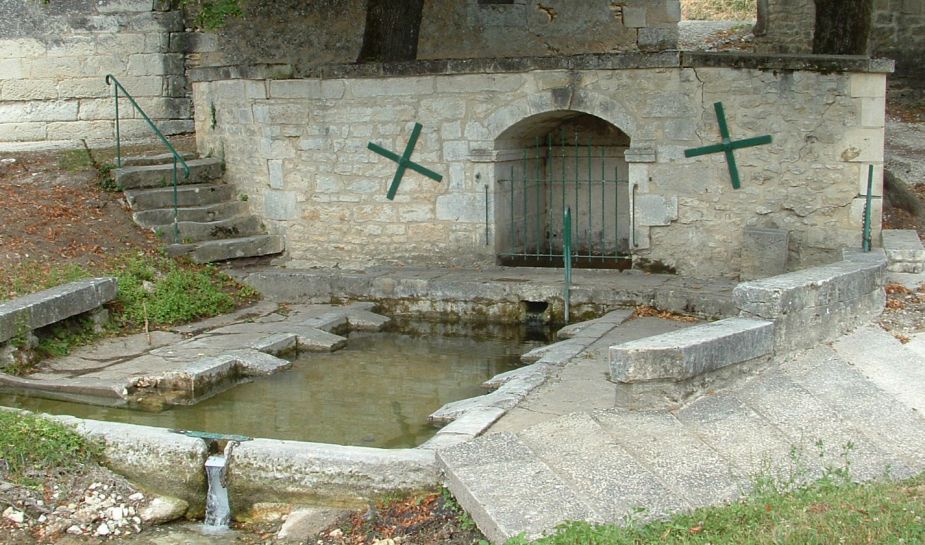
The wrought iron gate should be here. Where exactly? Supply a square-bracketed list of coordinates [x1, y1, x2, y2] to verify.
[495, 131, 631, 268]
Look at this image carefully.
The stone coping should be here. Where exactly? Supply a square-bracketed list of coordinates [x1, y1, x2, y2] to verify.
[0, 278, 117, 344]
[188, 51, 893, 83]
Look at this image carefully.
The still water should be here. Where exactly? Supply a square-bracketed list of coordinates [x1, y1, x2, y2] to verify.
[0, 326, 545, 448]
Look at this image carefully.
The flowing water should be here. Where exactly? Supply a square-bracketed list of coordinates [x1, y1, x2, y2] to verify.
[203, 455, 231, 529]
[0, 325, 546, 448]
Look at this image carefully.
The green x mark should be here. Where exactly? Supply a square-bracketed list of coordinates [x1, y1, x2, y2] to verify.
[368, 122, 443, 200]
[684, 102, 773, 190]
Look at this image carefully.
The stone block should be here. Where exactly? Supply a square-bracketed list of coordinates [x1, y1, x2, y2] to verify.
[47, 36, 96, 58]
[1, 79, 58, 101]
[443, 141, 469, 161]
[860, 95, 886, 128]
[348, 77, 435, 98]
[740, 228, 789, 281]
[849, 73, 887, 98]
[97, 0, 155, 14]
[0, 59, 25, 80]
[144, 32, 170, 53]
[264, 190, 299, 220]
[0, 278, 117, 344]
[436, 193, 483, 222]
[127, 53, 182, 76]
[849, 196, 882, 228]
[0, 38, 45, 58]
[169, 32, 218, 53]
[27, 57, 83, 79]
[0, 100, 78, 123]
[227, 439, 436, 510]
[634, 194, 677, 226]
[840, 128, 885, 163]
[269, 79, 344, 100]
[622, 6, 647, 28]
[46, 120, 114, 141]
[267, 159, 284, 189]
[59, 78, 111, 99]
[609, 318, 774, 383]
[106, 75, 164, 97]
[638, 27, 679, 51]
[0, 122, 46, 142]
[882, 229, 925, 273]
[95, 33, 148, 55]
[624, 147, 656, 163]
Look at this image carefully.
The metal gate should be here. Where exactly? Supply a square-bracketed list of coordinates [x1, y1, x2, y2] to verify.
[495, 131, 631, 268]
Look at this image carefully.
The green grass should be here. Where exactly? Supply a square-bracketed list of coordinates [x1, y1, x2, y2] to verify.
[0, 253, 258, 374]
[56, 148, 94, 172]
[501, 471, 925, 545]
[0, 410, 100, 484]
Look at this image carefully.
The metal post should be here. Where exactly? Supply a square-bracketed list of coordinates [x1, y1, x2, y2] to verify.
[863, 164, 874, 252]
[563, 207, 572, 323]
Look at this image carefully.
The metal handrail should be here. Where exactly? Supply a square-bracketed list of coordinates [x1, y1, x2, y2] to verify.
[105, 74, 190, 243]
[862, 164, 874, 252]
[563, 206, 573, 323]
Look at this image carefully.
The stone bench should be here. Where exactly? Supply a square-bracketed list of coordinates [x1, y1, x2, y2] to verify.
[0, 278, 117, 345]
[608, 318, 774, 408]
[882, 229, 925, 273]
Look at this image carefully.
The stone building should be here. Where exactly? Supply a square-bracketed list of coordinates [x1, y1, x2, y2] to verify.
[0, 0, 901, 280]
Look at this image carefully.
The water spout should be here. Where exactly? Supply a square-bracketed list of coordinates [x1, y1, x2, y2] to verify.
[203, 455, 231, 529]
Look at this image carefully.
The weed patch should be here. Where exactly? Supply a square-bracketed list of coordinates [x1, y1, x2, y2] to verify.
[0, 411, 100, 483]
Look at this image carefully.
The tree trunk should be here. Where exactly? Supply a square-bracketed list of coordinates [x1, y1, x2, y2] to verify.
[812, 0, 873, 55]
[357, 0, 425, 63]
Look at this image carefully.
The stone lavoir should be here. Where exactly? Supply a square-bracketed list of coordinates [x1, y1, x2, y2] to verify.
[192, 52, 889, 279]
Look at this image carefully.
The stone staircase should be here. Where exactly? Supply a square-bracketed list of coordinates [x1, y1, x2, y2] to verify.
[114, 153, 284, 263]
[438, 333, 925, 543]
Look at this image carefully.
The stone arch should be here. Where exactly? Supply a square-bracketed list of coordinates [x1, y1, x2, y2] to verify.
[483, 89, 638, 145]
[488, 106, 635, 267]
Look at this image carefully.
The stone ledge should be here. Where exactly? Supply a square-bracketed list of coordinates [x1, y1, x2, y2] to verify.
[0, 278, 117, 343]
[681, 51, 895, 74]
[609, 318, 774, 383]
[882, 229, 925, 273]
[188, 51, 894, 84]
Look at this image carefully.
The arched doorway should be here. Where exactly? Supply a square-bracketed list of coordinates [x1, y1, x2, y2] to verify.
[493, 111, 632, 268]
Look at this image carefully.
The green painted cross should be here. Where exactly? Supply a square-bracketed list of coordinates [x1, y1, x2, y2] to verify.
[368, 122, 443, 200]
[684, 102, 772, 190]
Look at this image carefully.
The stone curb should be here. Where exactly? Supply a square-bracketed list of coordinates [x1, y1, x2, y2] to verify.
[0, 277, 117, 343]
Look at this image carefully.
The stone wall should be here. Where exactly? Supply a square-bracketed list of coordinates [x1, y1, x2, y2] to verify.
[755, 0, 925, 81]
[190, 53, 889, 279]
[0, 0, 192, 149]
[753, 0, 814, 54]
[870, 0, 925, 81]
[188, 0, 680, 77]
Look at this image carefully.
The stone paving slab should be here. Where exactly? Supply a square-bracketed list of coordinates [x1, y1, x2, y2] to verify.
[1, 303, 390, 407]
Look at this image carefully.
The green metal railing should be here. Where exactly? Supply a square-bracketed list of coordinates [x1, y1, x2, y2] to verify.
[563, 207, 572, 323]
[105, 74, 190, 243]
[862, 164, 874, 252]
[496, 131, 630, 266]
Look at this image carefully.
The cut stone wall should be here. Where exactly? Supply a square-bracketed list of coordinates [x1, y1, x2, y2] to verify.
[0, 0, 192, 150]
[190, 53, 889, 279]
[753, 0, 814, 54]
[186, 0, 679, 77]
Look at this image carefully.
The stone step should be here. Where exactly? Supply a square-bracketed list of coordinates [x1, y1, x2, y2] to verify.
[437, 432, 602, 544]
[114, 158, 223, 190]
[882, 229, 925, 273]
[780, 347, 925, 473]
[133, 201, 250, 228]
[165, 235, 285, 264]
[518, 413, 687, 523]
[675, 393, 803, 486]
[120, 151, 197, 168]
[153, 215, 264, 244]
[125, 183, 236, 211]
[593, 408, 744, 509]
[734, 367, 911, 481]
[831, 325, 925, 414]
